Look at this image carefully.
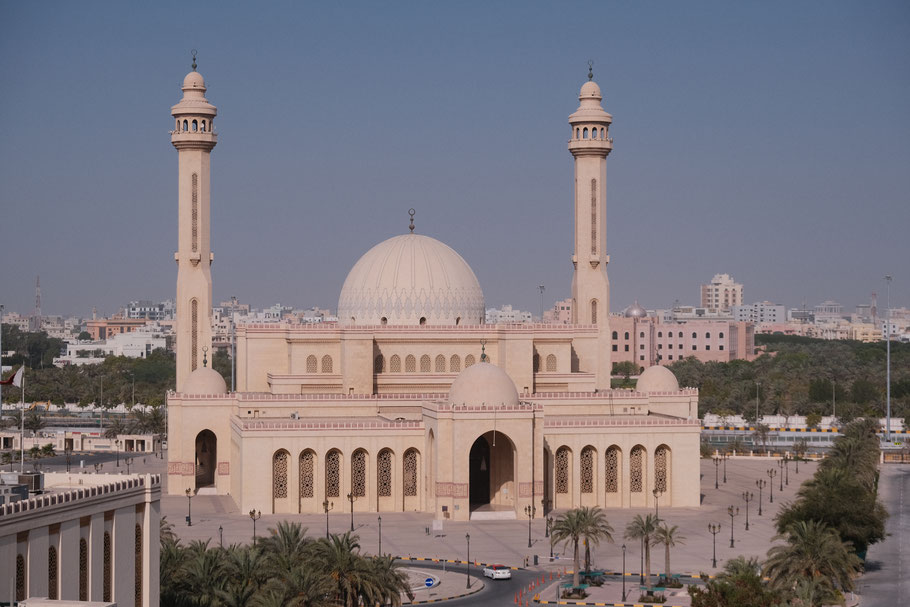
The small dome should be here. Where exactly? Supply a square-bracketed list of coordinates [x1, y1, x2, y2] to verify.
[182, 71, 206, 90]
[624, 301, 647, 318]
[636, 365, 679, 393]
[580, 80, 602, 99]
[182, 367, 227, 394]
[448, 362, 519, 407]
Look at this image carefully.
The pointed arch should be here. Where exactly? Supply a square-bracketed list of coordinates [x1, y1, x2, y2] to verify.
[405, 354, 416, 372]
[307, 355, 318, 373]
[630, 445, 645, 493]
[420, 354, 431, 372]
[546, 354, 557, 372]
[580, 445, 596, 494]
[465, 354, 476, 368]
[377, 448, 393, 498]
[403, 448, 419, 502]
[326, 449, 341, 498]
[351, 449, 367, 498]
[605, 445, 621, 493]
[299, 449, 316, 500]
[321, 355, 333, 373]
[655, 444, 671, 498]
[390, 354, 401, 373]
[273, 449, 289, 499]
[435, 354, 446, 372]
[450, 354, 461, 372]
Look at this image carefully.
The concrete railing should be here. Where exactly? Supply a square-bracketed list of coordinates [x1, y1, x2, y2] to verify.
[0, 474, 160, 517]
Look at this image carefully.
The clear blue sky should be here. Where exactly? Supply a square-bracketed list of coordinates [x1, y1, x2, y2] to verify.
[1, 1, 908, 317]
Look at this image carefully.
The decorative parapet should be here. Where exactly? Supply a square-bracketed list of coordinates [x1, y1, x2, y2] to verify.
[544, 417, 700, 429]
[0, 474, 161, 518]
[235, 418, 423, 431]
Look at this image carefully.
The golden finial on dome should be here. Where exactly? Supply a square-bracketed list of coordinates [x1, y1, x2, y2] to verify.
[202, 346, 208, 367]
[408, 208, 416, 233]
[480, 339, 487, 362]
[588, 60, 594, 81]
[191, 49, 198, 72]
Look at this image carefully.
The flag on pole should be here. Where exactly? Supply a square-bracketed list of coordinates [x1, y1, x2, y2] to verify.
[1, 366, 24, 387]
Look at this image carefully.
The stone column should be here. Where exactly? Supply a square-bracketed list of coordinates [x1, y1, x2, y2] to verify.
[27, 526, 49, 599]
[59, 519, 80, 600]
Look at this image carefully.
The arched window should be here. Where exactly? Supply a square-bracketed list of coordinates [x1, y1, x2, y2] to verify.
[16, 554, 25, 601]
[624, 332, 630, 340]
[49, 545, 58, 599]
[419, 317, 426, 326]
[533, 353, 541, 373]
[555, 447, 570, 494]
[351, 449, 367, 497]
[605, 446, 621, 493]
[455, 317, 461, 325]
[692, 332, 697, 338]
[374, 354, 384, 374]
[201, 120, 206, 132]
[183, 119, 188, 131]
[450, 355, 461, 372]
[405, 354, 416, 372]
[192, 119, 198, 131]
[655, 445, 670, 493]
[299, 450, 315, 498]
[465, 354, 476, 368]
[575, 127, 580, 138]
[678, 331, 683, 338]
[135, 523, 142, 605]
[326, 450, 341, 498]
[79, 539, 88, 600]
[630, 445, 645, 493]
[435, 355, 446, 372]
[706, 332, 711, 339]
[583, 127, 589, 139]
[306, 355, 318, 373]
[191, 298, 199, 371]
[612, 331, 618, 339]
[403, 448, 419, 497]
[640, 331, 645, 338]
[546, 354, 557, 372]
[380, 317, 387, 325]
[600, 127, 605, 138]
[273, 450, 289, 498]
[581, 446, 595, 494]
[591, 300, 598, 324]
[378, 449, 393, 497]
[103, 531, 112, 601]
[321, 355, 333, 373]
[420, 354, 431, 372]
[390, 354, 401, 373]
[719, 332, 724, 338]
[658, 331, 663, 338]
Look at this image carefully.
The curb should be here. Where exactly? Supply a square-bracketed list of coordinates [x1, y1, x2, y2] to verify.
[535, 601, 687, 607]
[403, 579, 485, 605]
[399, 555, 524, 571]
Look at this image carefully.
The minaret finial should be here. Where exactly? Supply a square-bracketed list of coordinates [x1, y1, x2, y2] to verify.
[191, 49, 198, 72]
[587, 60, 594, 81]
[202, 346, 208, 367]
[408, 208, 416, 233]
[480, 339, 487, 362]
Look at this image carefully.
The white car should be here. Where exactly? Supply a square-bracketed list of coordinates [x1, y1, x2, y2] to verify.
[482, 564, 512, 580]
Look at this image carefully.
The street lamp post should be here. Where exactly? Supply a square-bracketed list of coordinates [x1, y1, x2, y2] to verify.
[652, 488, 663, 517]
[621, 544, 627, 600]
[707, 523, 721, 568]
[249, 509, 261, 545]
[465, 533, 471, 589]
[323, 499, 333, 539]
[722, 452, 729, 484]
[541, 496, 551, 518]
[185, 488, 195, 526]
[115, 439, 120, 467]
[347, 492, 357, 531]
[378, 516, 382, 555]
[767, 469, 777, 504]
[755, 479, 766, 516]
[742, 491, 753, 531]
[727, 506, 739, 548]
[640, 537, 644, 585]
[712, 456, 720, 489]
[65, 445, 72, 473]
[125, 457, 133, 474]
[548, 518, 554, 558]
[885, 274, 893, 442]
[777, 459, 785, 492]
[218, 525, 223, 547]
[783, 453, 790, 486]
[524, 505, 536, 548]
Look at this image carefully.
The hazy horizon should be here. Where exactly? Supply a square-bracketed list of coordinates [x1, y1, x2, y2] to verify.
[2, 2, 908, 318]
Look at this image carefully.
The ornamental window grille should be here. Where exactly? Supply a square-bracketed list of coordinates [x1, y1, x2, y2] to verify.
[192, 172, 198, 253]
[605, 447, 620, 493]
[405, 355, 416, 372]
[591, 178, 597, 255]
[555, 447, 570, 494]
[630, 446, 644, 493]
[581, 446, 595, 493]
[79, 539, 88, 601]
[300, 450, 315, 498]
[378, 449, 392, 497]
[435, 355, 446, 372]
[403, 448, 418, 496]
[655, 445, 669, 493]
[591, 300, 598, 325]
[546, 354, 557, 372]
[465, 354, 476, 368]
[307, 355, 318, 373]
[49, 545, 58, 599]
[533, 354, 540, 373]
[420, 355, 431, 372]
[390, 355, 401, 373]
[273, 450, 289, 498]
[321, 355, 333, 373]
[103, 531, 112, 602]
[135, 523, 143, 605]
[352, 449, 366, 497]
[16, 554, 24, 601]
[450, 355, 461, 372]
[326, 450, 340, 498]
[191, 299, 198, 371]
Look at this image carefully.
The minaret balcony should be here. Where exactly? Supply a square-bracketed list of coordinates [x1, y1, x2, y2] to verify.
[170, 130, 218, 149]
[568, 138, 613, 155]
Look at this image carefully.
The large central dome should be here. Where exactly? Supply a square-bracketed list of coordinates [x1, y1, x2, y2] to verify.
[338, 233, 485, 326]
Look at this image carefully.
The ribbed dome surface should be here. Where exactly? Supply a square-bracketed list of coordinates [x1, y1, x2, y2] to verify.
[448, 362, 519, 407]
[338, 234, 484, 326]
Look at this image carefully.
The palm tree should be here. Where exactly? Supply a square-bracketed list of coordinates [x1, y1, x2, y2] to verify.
[578, 506, 614, 573]
[217, 545, 265, 607]
[258, 520, 311, 576]
[362, 554, 413, 606]
[550, 508, 587, 589]
[624, 513, 661, 591]
[653, 523, 685, 581]
[752, 423, 771, 453]
[180, 539, 228, 606]
[764, 520, 862, 594]
[313, 532, 374, 607]
[719, 555, 761, 580]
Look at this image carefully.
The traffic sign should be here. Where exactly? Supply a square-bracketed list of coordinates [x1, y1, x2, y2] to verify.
[425, 578, 434, 588]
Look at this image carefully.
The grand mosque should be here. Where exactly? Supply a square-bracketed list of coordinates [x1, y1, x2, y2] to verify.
[166, 62, 701, 520]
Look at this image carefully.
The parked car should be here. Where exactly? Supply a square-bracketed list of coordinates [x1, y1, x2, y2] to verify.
[482, 564, 512, 580]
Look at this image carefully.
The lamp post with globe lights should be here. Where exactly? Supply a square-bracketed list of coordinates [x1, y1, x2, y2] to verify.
[755, 479, 766, 516]
[708, 523, 721, 568]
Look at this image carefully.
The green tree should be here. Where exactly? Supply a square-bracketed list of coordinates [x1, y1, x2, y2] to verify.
[550, 508, 588, 589]
[624, 513, 661, 591]
[764, 520, 861, 595]
[689, 556, 781, 607]
[578, 506, 614, 573]
[77, 331, 92, 341]
[654, 523, 685, 579]
[24, 410, 46, 434]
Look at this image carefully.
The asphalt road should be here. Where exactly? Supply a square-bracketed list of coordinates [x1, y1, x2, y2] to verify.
[405, 561, 543, 606]
[860, 464, 909, 606]
[2, 450, 163, 474]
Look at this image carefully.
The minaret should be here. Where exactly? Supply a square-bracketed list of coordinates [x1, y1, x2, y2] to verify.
[568, 65, 612, 388]
[172, 53, 217, 391]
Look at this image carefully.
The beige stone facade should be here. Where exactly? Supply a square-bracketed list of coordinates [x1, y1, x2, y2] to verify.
[166, 67, 702, 522]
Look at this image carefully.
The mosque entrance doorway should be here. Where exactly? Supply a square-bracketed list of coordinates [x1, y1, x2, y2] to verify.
[468, 431, 516, 519]
[195, 430, 217, 489]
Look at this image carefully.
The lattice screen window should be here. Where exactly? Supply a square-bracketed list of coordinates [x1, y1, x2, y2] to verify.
[390, 355, 401, 373]
[465, 354, 475, 368]
[326, 450, 340, 498]
[49, 545, 58, 600]
[103, 532, 112, 602]
[307, 355, 318, 373]
[79, 539, 88, 601]
[435, 355, 446, 372]
[546, 354, 557, 372]
[630, 446, 644, 493]
[352, 450, 366, 497]
[135, 524, 143, 605]
[374, 355, 384, 373]
[300, 451, 315, 498]
[605, 447, 619, 493]
[533, 354, 540, 373]
[591, 178, 597, 255]
[591, 300, 598, 325]
[580, 447, 595, 493]
[555, 447, 570, 494]
[321, 355, 333, 373]
[655, 446, 669, 493]
[420, 354, 431, 372]
[192, 172, 199, 253]
[378, 449, 392, 497]
[450, 355, 461, 372]
[273, 450, 289, 498]
[191, 299, 199, 371]
[403, 448, 418, 496]
[405, 355, 416, 372]
[16, 555, 24, 601]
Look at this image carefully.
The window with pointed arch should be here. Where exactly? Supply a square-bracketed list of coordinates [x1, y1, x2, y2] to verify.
[405, 355, 416, 372]
[655, 445, 670, 493]
[321, 355, 333, 373]
[351, 449, 367, 497]
[403, 448, 419, 497]
[16, 554, 25, 601]
[378, 449, 393, 497]
[605, 446, 621, 493]
[546, 354, 557, 372]
[450, 355, 461, 372]
[435, 354, 446, 372]
[465, 354, 476, 368]
[273, 450, 289, 498]
[591, 300, 598, 324]
[307, 355, 318, 373]
[390, 354, 401, 373]
[299, 450, 316, 498]
[630, 445, 645, 493]
[326, 450, 341, 498]
[420, 354, 431, 372]
[580, 446, 595, 493]
[555, 447, 570, 494]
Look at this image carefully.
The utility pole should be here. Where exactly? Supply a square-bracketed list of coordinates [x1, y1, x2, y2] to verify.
[230, 295, 237, 392]
[885, 275, 892, 442]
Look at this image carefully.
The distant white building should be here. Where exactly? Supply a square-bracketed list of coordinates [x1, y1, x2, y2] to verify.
[54, 324, 167, 366]
[126, 299, 175, 321]
[813, 300, 843, 322]
[700, 273, 743, 311]
[485, 305, 532, 324]
[733, 301, 786, 324]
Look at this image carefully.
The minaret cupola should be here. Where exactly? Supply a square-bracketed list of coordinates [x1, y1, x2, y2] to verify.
[568, 63, 612, 158]
[171, 52, 218, 151]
